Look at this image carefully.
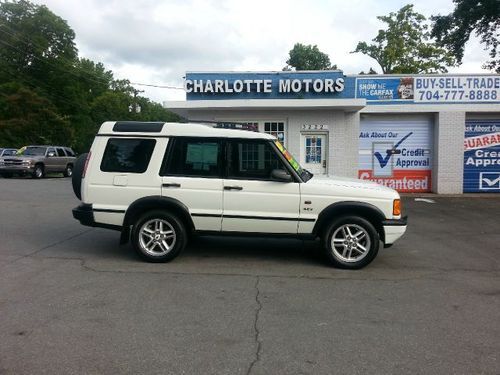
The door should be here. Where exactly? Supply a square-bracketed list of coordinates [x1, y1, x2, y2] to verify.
[56, 147, 68, 172]
[45, 147, 58, 172]
[222, 139, 301, 234]
[161, 137, 224, 231]
[301, 133, 327, 175]
[358, 115, 433, 193]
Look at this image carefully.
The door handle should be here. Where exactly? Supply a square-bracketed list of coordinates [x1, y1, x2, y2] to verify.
[224, 186, 243, 191]
[162, 183, 181, 188]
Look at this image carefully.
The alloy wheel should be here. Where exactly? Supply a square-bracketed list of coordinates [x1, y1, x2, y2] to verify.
[331, 224, 371, 262]
[138, 219, 177, 256]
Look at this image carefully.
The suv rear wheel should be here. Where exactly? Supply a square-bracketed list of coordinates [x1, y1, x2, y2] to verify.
[131, 210, 187, 262]
[323, 216, 379, 269]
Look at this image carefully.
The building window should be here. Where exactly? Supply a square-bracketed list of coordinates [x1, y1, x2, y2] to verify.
[264, 122, 286, 144]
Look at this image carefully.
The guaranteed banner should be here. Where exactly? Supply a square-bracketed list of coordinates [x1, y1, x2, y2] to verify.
[463, 119, 500, 192]
[358, 118, 433, 193]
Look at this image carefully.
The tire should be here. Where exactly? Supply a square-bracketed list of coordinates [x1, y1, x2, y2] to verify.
[72, 153, 88, 200]
[131, 210, 187, 263]
[323, 216, 379, 269]
[64, 164, 73, 177]
[32, 164, 44, 179]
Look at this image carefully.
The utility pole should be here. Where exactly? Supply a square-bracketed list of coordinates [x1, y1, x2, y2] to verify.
[129, 88, 144, 116]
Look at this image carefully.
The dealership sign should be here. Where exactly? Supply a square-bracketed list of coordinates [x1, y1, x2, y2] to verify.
[463, 119, 500, 192]
[185, 71, 351, 100]
[355, 75, 500, 104]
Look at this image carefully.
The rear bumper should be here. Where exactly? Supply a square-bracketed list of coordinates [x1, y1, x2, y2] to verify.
[382, 216, 408, 246]
[72, 204, 122, 231]
[72, 203, 95, 227]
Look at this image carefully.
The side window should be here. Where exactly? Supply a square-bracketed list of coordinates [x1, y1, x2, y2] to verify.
[100, 138, 156, 173]
[164, 138, 221, 177]
[46, 148, 56, 157]
[56, 148, 66, 157]
[228, 140, 285, 180]
[65, 148, 75, 157]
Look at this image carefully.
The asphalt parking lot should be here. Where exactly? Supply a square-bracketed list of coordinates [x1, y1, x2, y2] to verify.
[0, 177, 499, 375]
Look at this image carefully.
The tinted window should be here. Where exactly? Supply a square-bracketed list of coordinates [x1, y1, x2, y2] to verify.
[65, 148, 75, 157]
[228, 140, 286, 180]
[56, 148, 66, 157]
[21, 147, 47, 156]
[164, 138, 221, 177]
[100, 138, 156, 173]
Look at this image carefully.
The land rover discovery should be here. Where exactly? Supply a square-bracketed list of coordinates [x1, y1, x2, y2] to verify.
[72, 121, 407, 269]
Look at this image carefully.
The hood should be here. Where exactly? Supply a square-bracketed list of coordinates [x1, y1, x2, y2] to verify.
[303, 175, 399, 199]
[1, 155, 42, 162]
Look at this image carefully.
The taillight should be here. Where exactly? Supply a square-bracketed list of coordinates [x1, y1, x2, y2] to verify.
[82, 151, 91, 178]
[393, 199, 401, 216]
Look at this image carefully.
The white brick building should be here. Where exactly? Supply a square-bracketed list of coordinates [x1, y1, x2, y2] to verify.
[164, 71, 500, 194]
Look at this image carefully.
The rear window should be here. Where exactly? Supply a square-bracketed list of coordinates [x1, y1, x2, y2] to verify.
[100, 138, 156, 173]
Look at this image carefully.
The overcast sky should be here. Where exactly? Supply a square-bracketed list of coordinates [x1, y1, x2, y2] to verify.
[34, 0, 492, 103]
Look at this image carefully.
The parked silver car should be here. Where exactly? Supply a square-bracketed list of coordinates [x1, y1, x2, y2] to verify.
[0, 148, 18, 157]
[0, 145, 76, 178]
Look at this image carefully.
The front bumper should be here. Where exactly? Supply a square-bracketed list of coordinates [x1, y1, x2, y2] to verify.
[382, 216, 408, 246]
[0, 165, 34, 174]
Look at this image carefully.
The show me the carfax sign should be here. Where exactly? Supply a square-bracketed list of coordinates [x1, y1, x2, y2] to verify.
[356, 75, 500, 104]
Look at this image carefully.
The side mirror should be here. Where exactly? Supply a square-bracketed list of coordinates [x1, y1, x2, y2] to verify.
[271, 169, 292, 182]
[48, 152, 56, 157]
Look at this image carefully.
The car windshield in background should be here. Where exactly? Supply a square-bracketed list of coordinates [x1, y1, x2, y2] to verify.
[273, 140, 313, 182]
[19, 147, 47, 156]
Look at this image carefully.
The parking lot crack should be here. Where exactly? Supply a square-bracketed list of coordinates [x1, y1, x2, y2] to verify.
[7, 229, 94, 265]
[247, 276, 263, 375]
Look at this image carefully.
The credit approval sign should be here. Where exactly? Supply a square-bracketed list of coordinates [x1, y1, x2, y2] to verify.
[464, 119, 500, 192]
[358, 119, 432, 192]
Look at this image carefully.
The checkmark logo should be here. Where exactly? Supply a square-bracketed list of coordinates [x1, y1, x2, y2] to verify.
[480, 173, 500, 189]
[373, 132, 413, 168]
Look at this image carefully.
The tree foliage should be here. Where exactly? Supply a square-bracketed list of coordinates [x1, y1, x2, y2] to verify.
[0, 0, 180, 152]
[353, 4, 457, 74]
[284, 43, 338, 71]
[431, 0, 500, 73]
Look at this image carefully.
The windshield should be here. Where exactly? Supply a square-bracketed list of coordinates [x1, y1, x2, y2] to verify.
[274, 140, 313, 182]
[18, 146, 47, 156]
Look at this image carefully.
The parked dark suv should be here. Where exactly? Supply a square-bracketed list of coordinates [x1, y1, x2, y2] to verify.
[0, 145, 76, 178]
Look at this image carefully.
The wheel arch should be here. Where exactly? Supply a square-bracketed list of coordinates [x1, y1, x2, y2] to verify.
[120, 196, 194, 244]
[313, 201, 386, 242]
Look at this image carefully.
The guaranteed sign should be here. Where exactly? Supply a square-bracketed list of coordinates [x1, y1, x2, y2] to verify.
[463, 120, 500, 192]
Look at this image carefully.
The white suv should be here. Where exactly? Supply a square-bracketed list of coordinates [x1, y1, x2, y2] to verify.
[72, 121, 407, 269]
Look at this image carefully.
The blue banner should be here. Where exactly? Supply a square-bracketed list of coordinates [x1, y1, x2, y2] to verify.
[185, 71, 356, 100]
[463, 119, 500, 192]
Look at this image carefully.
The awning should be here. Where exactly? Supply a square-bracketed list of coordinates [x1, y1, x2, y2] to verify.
[163, 98, 366, 117]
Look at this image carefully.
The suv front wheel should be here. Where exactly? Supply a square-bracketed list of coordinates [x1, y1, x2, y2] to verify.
[32, 164, 44, 179]
[324, 216, 379, 269]
[131, 211, 187, 262]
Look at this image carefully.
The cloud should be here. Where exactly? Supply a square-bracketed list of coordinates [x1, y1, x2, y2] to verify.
[35, 0, 493, 102]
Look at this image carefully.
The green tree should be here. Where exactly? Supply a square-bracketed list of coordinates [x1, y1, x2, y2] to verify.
[0, 83, 73, 146]
[284, 43, 338, 71]
[431, 0, 500, 73]
[353, 4, 457, 73]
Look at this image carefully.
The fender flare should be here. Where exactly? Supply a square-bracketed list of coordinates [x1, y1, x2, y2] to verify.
[120, 196, 195, 244]
[313, 201, 386, 241]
